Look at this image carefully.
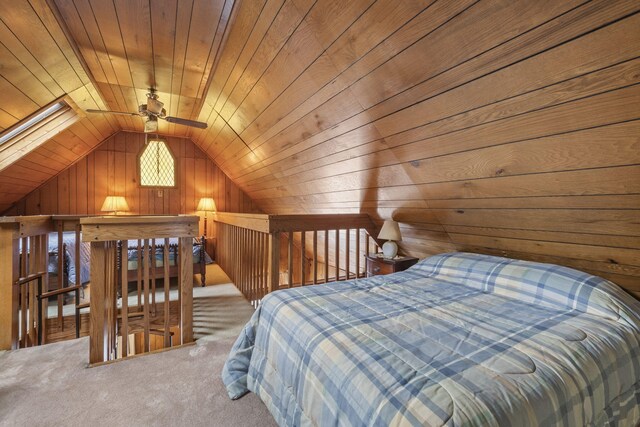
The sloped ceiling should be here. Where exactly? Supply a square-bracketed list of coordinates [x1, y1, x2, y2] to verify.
[0, 0, 639, 293]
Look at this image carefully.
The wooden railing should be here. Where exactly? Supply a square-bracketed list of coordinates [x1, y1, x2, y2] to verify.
[215, 213, 380, 306]
[80, 215, 198, 365]
[0, 215, 90, 350]
[0, 216, 51, 349]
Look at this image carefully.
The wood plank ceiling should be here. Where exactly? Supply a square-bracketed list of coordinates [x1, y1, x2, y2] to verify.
[0, 0, 639, 293]
[52, 0, 235, 135]
[0, 0, 117, 212]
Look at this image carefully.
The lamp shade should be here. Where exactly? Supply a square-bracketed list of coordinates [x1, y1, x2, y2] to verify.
[101, 196, 129, 213]
[377, 220, 401, 241]
[197, 197, 217, 212]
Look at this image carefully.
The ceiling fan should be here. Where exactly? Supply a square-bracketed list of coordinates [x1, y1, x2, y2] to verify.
[86, 89, 208, 133]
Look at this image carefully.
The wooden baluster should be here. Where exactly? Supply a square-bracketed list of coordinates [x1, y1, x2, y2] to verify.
[151, 239, 156, 315]
[242, 230, 246, 298]
[28, 236, 36, 346]
[56, 223, 63, 330]
[178, 237, 193, 345]
[106, 241, 117, 361]
[253, 231, 258, 299]
[142, 239, 150, 353]
[366, 234, 370, 257]
[247, 230, 252, 305]
[136, 240, 142, 308]
[287, 231, 293, 288]
[234, 226, 238, 284]
[345, 229, 350, 281]
[324, 230, 329, 284]
[89, 242, 106, 364]
[37, 235, 47, 344]
[268, 232, 280, 293]
[300, 231, 306, 286]
[20, 238, 27, 347]
[29, 238, 35, 347]
[240, 230, 244, 297]
[74, 223, 81, 338]
[42, 233, 49, 345]
[252, 231, 257, 305]
[244, 229, 249, 297]
[237, 228, 242, 295]
[163, 238, 170, 349]
[335, 229, 340, 282]
[261, 232, 267, 300]
[355, 228, 360, 278]
[120, 241, 128, 358]
[312, 231, 317, 285]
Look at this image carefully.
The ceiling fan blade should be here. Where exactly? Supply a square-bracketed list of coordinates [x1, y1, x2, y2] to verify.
[162, 116, 208, 129]
[86, 109, 141, 117]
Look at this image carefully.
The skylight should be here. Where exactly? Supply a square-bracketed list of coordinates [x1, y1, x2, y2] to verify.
[0, 97, 79, 173]
[0, 101, 66, 146]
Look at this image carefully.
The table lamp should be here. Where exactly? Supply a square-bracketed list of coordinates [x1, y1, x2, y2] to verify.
[377, 219, 401, 258]
[101, 196, 129, 215]
[197, 197, 217, 237]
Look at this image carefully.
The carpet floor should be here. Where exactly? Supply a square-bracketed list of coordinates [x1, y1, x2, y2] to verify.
[0, 265, 277, 427]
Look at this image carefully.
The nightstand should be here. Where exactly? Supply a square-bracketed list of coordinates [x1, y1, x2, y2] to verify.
[365, 254, 419, 277]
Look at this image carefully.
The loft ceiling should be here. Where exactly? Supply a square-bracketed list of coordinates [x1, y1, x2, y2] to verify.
[52, 0, 235, 136]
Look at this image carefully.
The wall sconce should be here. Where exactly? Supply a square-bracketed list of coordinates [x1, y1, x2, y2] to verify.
[101, 196, 129, 215]
[377, 219, 402, 259]
[197, 197, 217, 238]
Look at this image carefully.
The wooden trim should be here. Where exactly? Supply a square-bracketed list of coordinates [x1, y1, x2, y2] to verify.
[81, 215, 198, 242]
[214, 212, 270, 233]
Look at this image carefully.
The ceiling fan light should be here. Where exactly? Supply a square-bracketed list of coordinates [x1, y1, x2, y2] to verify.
[147, 97, 164, 115]
[144, 116, 158, 133]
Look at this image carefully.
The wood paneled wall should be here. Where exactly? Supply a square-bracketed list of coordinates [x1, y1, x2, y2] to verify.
[187, 0, 640, 296]
[6, 132, 261, 239]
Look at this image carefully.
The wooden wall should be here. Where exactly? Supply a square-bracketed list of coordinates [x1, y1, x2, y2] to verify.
[186, 0, 640, 296]
[7, 131, 261, 246]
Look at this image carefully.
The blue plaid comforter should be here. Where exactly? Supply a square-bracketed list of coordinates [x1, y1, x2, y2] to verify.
[223, 252, 640, 426]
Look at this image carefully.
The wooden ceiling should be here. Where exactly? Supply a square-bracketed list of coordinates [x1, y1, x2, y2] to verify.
[0, 0, 639, 293]
[52, 0, 235, 135]
[0, 0, 117, 212]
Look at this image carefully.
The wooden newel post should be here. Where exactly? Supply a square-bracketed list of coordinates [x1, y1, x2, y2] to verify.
[0, 223, 19, 350]
[179, 236, 193, 344]
[268, 232, 280, 293]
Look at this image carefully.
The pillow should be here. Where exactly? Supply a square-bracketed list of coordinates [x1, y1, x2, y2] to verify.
[412, 252, 640, 330]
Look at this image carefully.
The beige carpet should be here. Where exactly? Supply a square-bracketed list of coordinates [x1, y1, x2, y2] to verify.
[0, 265, 277, 427]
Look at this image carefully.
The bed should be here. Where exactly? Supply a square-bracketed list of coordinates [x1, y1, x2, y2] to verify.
[223, 252, 640, 426]
[123, 238, 212, 287]
[45, 233, 212, 289]
[47, 231, 91, 289]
